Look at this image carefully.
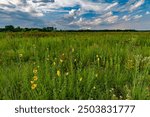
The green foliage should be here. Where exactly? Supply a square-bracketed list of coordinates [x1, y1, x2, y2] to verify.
[0, 32, 150, 100]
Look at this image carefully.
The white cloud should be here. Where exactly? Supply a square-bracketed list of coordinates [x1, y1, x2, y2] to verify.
[68, 9, 77, 18]
[146, 11, 150, 15]
[69, 17, 102, 27]
[0, 0, 148, 29]
[130, 0, 145, 11]
[122, 14, 143, 22]
[0, 0, 121, 17]
[0, 0, 44, 16]
[122, 15, 131, 21]
[101, 12, 113, 18]
[104, 15, 118, 24]
[133, 15, 143, 19]
[79, 1, 107, 12]
[66, 9, 81, 19]
[69, 13, 118, 28]
[105, 2, 118, 11]
[0, 0, 146, 16]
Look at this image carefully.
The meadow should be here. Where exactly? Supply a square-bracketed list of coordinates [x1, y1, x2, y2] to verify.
[0, 32, 150, 100]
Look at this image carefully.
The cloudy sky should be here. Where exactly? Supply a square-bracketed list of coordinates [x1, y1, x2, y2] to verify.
[0, 0, 150, 30]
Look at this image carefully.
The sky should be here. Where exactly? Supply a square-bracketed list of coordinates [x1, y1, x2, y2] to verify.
[0, 0, 150, 30]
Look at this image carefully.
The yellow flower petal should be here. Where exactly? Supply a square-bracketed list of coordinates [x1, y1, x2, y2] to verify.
[31, 84, 37, 90]
[30, 81, 34, 84]
[33, 76, 38, 81]
[33, 68, 38, 74]
[57, 70, 61, 77]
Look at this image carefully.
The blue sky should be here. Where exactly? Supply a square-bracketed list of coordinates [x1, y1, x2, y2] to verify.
[0, 0, 150, 30]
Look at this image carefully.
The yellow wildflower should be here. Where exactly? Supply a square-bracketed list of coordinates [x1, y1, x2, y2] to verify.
[79, 77, 83, 81]
[31, 84, 37, 90]
[19, 53, 23, 58]
[65, 72, 69, 76]
[33, 76, 38, 81]
[33, 68, 38, 74]
[57, 70, 61, 77]
[60, 59, 63, 63]
[53, 62, 56, 66]
[30, 81, 34, 84]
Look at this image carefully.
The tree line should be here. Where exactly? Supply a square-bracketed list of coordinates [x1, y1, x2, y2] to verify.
[0, 25, 57, 32]
[0, 25, 149, 32]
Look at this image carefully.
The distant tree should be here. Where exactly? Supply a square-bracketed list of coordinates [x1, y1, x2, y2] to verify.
[42, 27, 55, 32]
[24, 28, 30, 32]
[5, 25, 14, 32]
[15, 26, 21, 32]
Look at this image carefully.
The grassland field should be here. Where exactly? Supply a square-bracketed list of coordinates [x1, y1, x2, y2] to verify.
[0, 32, 150, 100]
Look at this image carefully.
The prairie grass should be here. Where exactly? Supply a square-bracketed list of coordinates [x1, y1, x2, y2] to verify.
[0, 32, 150, 100]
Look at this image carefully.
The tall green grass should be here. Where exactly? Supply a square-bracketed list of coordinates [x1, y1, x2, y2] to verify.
[0, 32, 150, 100]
